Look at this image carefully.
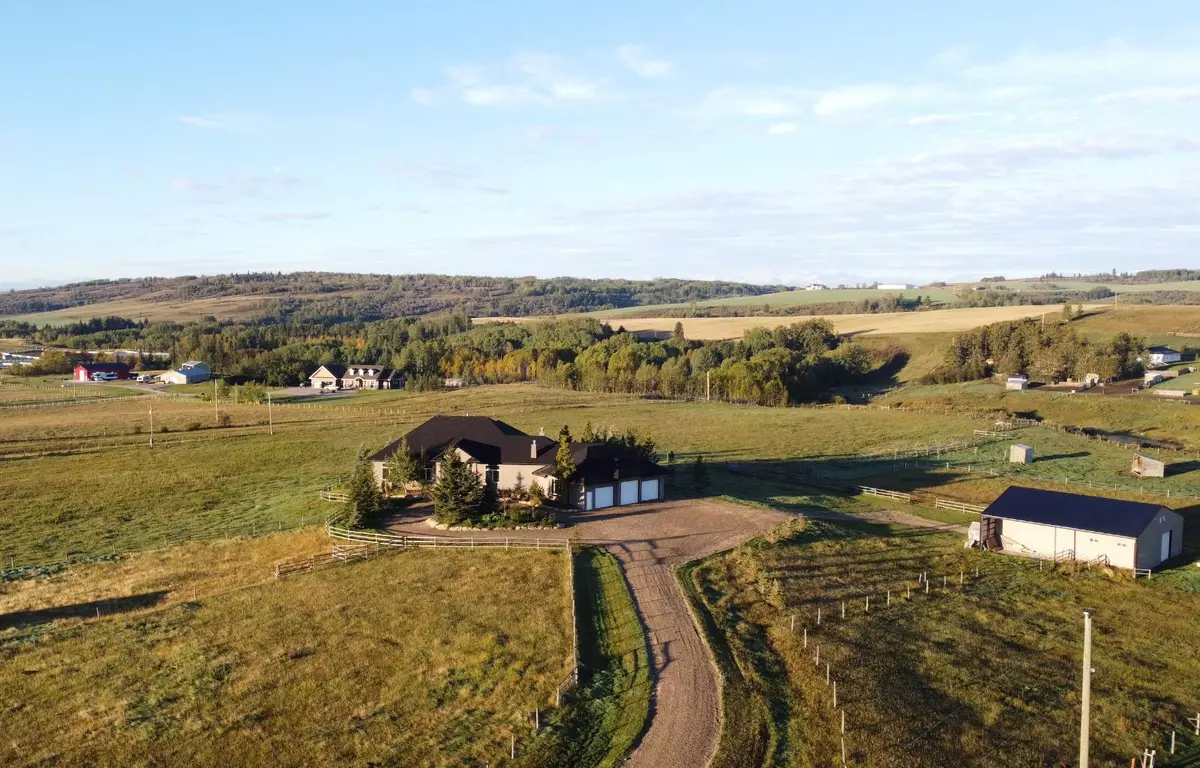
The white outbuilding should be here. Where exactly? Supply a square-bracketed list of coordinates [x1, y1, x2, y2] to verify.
[1006, 375, 1029, 391]
[1009, 444, 1034, 464]
[978, 487, 1184, 571]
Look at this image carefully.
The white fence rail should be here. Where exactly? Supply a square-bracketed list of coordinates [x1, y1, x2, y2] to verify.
[857, 485, 911, 502]
[934, 498, 987, 514]
[325, 525, 570, 551]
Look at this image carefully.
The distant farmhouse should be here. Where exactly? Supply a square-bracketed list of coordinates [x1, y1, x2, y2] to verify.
[1142, 345, 1182, 368]
[159, 361, 211, 385]
[804, 283, 828, 291]
[877, 283, 915, 290]
[369, 415, 667, 510]
[976, 487, 1183, 571]
[74, 362, 129, 382]
[308, 364, 403, 391]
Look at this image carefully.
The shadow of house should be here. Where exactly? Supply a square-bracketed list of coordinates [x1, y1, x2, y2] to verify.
[0, 590, 170, 631]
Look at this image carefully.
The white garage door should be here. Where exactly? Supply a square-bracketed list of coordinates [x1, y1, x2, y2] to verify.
[620, 480, 640, 506]
[640, 478, 660, 501]
[593, 485, 614, 509]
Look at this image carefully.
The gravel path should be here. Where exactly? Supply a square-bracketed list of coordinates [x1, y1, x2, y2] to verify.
[381, 498, 963, 768]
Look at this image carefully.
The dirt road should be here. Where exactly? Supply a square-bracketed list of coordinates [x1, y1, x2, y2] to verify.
[386, 499, 792, 768]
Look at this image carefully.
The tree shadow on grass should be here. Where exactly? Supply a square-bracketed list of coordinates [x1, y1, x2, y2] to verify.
[0, 590, 170, 630]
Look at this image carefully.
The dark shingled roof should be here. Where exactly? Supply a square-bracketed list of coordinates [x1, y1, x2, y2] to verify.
[983, 486, 1167, 538]
[533, 441, 667, 484]
[76, 363, 129, 372]
[369, 415, 557, 465]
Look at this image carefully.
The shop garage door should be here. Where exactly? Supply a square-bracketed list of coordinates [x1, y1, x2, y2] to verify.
[620, 480, 640, 506]
[592, 485, 614, 509]
[640, 478, 659, 501]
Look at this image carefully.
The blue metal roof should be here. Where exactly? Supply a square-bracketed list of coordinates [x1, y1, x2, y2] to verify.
[983, 486, 1167, 538]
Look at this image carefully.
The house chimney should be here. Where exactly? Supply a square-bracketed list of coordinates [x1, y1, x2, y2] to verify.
[531, 440, 538, 459]
[539, 426, 545, 436]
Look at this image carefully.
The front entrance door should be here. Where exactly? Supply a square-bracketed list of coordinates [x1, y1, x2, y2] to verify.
[1161, 530, 1172, 562]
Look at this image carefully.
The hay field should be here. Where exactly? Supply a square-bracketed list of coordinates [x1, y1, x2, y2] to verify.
[0, 548, 573, 768]
[566, 303, 1112, 340]
[999, 279, 1200, 294]
[585, 286, 959, 318]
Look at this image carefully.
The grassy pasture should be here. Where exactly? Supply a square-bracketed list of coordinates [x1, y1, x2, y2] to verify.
[0, 292, 313, 324]
[688, 518, 1200, 768]
[0, 548, 573, 767]
[584, 286, 960, 318]
[998, 279, 1200, 295]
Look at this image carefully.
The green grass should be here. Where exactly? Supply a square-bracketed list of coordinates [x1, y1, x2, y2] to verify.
[0, 548, 574, 767]
[1153, 370, 1200, 393]
[692, 518, 1200, 767]
[998, 279, 1200, 295]
[518, 546, 651, 767]
[581, 287, 959, 319]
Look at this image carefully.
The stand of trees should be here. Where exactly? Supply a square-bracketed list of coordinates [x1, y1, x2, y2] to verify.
[926, 317, 1144, 384]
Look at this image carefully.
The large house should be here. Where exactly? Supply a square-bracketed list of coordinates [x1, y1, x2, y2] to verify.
[368, 415, 668, 509]
[309, 364, 403, 391]
[74, 362, 130, 381]
[159, 360, 211, 385]
[1143, 345, 1182, 368]
[976, 486, 1184, 571]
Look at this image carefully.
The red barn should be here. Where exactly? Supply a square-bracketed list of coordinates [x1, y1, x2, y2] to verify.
[74, 363, 130, 381]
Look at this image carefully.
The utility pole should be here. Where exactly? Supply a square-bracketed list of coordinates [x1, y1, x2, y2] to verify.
[267, 390, 273, 435]
[706, 370, 711, 402]
[148, 403, 154, 447]
[214, 378, 219, 424]
[1079, 610, 1093, 768]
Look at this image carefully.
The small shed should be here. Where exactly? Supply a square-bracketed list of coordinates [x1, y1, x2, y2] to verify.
[978, 487, 1184, 570]
[1006, 375, 1029, 391]
[1131, 454, 1165, 478]
[1009, 444, 1034, 464]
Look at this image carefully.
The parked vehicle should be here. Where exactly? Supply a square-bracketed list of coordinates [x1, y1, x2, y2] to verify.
[91, 372, 118, 382]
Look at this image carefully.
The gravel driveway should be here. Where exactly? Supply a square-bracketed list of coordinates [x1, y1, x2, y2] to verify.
[384, 498, 793, 768]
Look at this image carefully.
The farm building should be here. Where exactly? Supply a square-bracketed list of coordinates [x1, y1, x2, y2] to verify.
[1131, 454, 1166, 478]
[877, 283, 915, 290]
[1143, 345, 1182, 367]
[1009, 444, 1034, 464]
[977, 487, 1184, 571]
[1005, 375, 1029, 391]
[804, 283, 828, 291]
[73, 363, 129, 381]
[159, 360, 211, 385]
[369, 415, 667, 510]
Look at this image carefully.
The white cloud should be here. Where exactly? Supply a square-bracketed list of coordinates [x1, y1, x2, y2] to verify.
[700, 86, 810, 117]
[382, 157, 508, 195]
[907, 113, 970, 126]
[433, 51, 613, 107]
[963, 40, 1200, 81]
[1097, 86, 1200, 106]
[409, 88, 435, 106]
[616, 44, 673, 78]
[766, 122, 796, 135]
[175, 113, 267, 133]
[813, 83, 954, 123]
[170, 174, 304, 202]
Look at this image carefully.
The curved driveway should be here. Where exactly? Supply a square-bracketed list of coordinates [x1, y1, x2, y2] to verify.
[385, 498, 793, 768]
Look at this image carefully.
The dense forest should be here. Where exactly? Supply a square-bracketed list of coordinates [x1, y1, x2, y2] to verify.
[620, 293, 933, 318]
[0, 273, 787, 319]
[953, 285, 1116, 308]
[926, 314, 1144, 384]
[4, 312, 882, 406]
[1036, 269, 1200, 284]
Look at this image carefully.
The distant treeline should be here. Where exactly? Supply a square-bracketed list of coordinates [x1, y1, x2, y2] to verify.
[1036, 269, 1200, 284]
[615, 294, 934, 318]
[4, 311, 883, 406]
[953, 286, 1116, 308]
[0, 273, 787, 319]
[926, 315, 1143, 384]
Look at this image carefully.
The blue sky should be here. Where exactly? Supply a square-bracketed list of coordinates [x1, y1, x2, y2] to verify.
[3, 1, 1200, 288]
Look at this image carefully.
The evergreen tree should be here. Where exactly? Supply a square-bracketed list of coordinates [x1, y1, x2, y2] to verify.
[384, 436, 421, 492]
[344, 447, 382, 528]
[691, 454, 709, 495]
[672, 321, 686, 345]
[431, 451, 485, 525]
[554, 425, 577, 480]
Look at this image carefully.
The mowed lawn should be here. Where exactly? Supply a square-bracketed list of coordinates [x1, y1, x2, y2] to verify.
[688, 520, 1200, 768]
[0, 384, 984, 564]
[0, 548, 574, 768]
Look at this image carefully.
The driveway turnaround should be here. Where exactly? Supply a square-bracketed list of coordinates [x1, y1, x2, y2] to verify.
[385, 498, 792, 768]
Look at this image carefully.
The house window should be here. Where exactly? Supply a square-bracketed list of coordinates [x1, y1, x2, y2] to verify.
[485, 465, 500, 484]
[421, 463, 436, 483]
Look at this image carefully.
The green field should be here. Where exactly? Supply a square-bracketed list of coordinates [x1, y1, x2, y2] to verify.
[584, 286, 959, 318]
[998, 279, 1200, 295]
[687, 518, 1200, 768]
[0, 547, 574, 767]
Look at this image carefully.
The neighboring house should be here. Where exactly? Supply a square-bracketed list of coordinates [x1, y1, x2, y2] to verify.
[308, 364, 403, 391]
[74, 363, 130, 381]
[977, 487, 1183, 571]
[368, 415, 668, 509]
[1143, 345, 1182, 368]
[159, 360, 211, 385]
[877, 283, 915, 290]
[804, 283, 828, 291]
